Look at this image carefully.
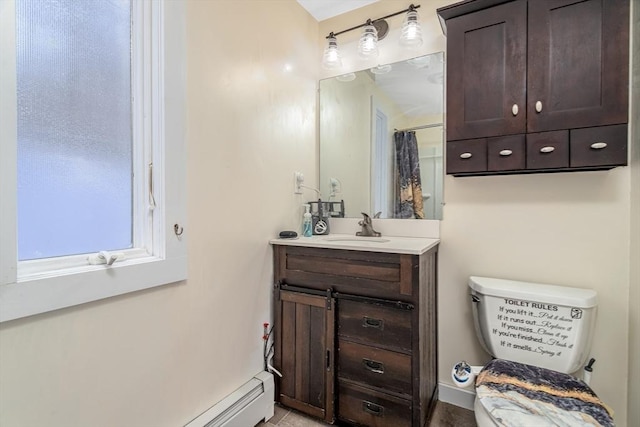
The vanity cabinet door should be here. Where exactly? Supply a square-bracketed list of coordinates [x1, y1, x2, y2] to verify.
[527, 0, 629, 133]
[275, 290, 335, 423]
[446, 0, 527, 141]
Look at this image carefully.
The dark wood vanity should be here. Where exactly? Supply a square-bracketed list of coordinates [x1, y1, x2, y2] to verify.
[438, 0, 630, 176]
[272, 243, 438, 426]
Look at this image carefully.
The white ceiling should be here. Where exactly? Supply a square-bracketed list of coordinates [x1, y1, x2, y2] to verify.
[296, 0, 380, 21]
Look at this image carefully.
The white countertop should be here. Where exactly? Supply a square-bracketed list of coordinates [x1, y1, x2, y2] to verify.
[269, 234, 439, 255]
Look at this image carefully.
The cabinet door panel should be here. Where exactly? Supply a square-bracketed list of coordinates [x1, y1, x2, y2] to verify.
[527, 0, 629, 132]
[446, 0, 526, 140]
[276, 291, 334, 423]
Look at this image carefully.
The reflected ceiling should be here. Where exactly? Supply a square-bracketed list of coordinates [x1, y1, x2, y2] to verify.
[296, 0, 380, 21]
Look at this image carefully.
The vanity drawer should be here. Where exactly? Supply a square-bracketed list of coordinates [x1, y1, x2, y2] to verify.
[338, 380, 412, 427]
[526, 131, 569, 169]
[277, 246, 414, 300]
[338, 340, 412, 395]
[338, 299, 412, 353]
[446, 138, 487, 174]
[487, 135, 525, 171]
[570, 125, 628, 167]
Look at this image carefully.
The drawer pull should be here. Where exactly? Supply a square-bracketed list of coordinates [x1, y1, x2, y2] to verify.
[590, 142, 608, 150]
[535, 101, 543, 113]
[459, 152, 472, 159]
[363, 358, 385, 374]
[511, 104, 519, 116]
[362, 401, 384, 417]
[362, 316, 384, 330]
[540, 146, 555, 153]
[499, 149, 513, 156]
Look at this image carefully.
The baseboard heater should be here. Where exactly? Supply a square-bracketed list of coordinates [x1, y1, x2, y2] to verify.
[185, 371, 274, 427]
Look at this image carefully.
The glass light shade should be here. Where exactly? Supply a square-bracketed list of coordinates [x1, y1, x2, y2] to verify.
[400, 10, 423, 48]
[358, 24, 378, 59]
[322, 35, 342, 70]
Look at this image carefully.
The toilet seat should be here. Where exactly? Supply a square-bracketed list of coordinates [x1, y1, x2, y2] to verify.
[475, 359, 614, 427]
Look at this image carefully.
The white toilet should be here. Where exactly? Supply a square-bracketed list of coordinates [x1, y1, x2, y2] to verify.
[461, 276, 614, 427]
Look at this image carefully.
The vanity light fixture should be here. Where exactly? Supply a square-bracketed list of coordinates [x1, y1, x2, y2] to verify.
[322, 32, 342, 70]
[322, 4, 421, 70]
[399, 5, 423, 48]
[358, 20, 379, 59]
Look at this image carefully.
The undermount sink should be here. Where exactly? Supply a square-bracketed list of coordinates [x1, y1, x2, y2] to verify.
[323, 236, 390, 243]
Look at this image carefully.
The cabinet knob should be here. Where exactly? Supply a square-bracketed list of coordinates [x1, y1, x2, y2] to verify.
[459, 152, 473, 159]
[590, 142, 608, 150]
[540, 146, 555, 153]
[499, 149, 513, 156]
[535, 101, 543, 113]
[511, 104, 519, 116]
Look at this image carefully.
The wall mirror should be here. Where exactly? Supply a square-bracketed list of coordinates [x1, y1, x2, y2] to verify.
[319, 51, 444, 220]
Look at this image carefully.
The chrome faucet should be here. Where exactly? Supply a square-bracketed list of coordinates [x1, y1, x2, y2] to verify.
[356, 212, 381, 237]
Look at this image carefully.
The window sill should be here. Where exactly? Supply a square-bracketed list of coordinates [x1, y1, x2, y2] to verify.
[0, 255, 187, 322]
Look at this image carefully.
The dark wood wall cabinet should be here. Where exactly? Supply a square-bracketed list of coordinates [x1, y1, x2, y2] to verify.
[273, 244, 438, 426]
[438, 0, 630, 176]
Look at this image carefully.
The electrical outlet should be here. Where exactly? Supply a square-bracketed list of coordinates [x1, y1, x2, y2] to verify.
[294, 171, 304, 194]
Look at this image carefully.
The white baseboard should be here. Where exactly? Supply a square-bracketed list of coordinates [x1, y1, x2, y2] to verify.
[438, 382, 476, 411]
[185, 371, 274, 427]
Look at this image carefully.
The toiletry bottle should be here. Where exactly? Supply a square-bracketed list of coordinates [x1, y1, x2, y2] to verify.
[302, 204, 312, 237]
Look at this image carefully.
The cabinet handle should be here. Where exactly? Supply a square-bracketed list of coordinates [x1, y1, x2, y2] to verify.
[511, 104, 519, 116]
[499, 149, 513, 156]
[362, 316, 384, 330]
[460, 152, 472, 159]
[326, 350, 331, 370]
[540, 146, 555, 153]
[363, 358, 385, 374]
[362, 401, 384, 417]
[590, 142, 608, 150]
[535, 101, 543, 113]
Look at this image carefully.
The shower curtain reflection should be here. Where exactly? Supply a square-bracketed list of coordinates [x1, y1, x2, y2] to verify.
[394, 131, 424, 219]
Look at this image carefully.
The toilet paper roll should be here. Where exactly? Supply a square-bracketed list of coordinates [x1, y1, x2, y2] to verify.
[452, 361, 476, 388]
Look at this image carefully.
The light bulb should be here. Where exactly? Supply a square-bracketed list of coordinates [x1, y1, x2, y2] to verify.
[322, 35, 342, 70]
[400, 10, 423, 48]
[358, 24, 378, 59]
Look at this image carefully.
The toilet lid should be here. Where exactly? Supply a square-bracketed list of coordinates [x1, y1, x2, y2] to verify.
[475, 359, 614, 427]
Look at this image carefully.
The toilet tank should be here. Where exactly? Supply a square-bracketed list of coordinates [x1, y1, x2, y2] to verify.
[469, 276, 597, 374]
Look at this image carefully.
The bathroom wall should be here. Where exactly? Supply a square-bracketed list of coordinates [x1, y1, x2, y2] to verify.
[320, 1, 637, 425]
[0, 1, 318, 425]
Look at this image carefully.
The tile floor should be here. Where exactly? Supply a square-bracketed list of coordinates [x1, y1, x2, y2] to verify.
[256, 401, 477, 427]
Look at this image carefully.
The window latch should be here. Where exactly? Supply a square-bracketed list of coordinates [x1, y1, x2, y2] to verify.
[87, 251, 125, 266]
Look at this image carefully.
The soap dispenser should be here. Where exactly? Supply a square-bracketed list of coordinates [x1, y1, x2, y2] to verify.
[302, 204, 312, 237]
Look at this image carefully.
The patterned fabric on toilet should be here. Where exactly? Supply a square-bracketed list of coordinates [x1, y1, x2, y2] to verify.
[476, 359, 614, 427]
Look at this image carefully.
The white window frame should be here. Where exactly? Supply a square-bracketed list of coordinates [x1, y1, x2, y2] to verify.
[0, 0, 187, 323]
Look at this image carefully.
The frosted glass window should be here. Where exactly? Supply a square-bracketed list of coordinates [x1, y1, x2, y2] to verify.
[16, 0, 133, 261]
